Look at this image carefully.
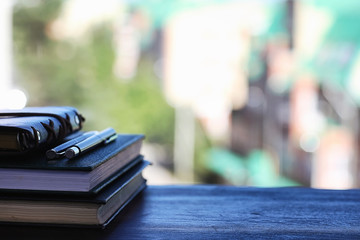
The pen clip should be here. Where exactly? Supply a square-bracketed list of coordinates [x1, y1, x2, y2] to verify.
[104, 134, 117, 144]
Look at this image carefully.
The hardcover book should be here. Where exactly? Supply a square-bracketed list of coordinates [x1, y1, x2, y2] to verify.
[0, 160, 150, 228]
[0, 134, 145, 193]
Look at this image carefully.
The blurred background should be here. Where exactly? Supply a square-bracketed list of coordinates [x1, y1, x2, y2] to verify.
[1, 0, 360, 189]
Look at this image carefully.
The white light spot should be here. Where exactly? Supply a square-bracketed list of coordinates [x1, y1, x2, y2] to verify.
[0, 89, 27, 110]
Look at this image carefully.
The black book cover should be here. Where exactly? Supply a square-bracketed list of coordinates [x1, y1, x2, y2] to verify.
[0, 134, 145, 193]
[0, 134, 144, 170]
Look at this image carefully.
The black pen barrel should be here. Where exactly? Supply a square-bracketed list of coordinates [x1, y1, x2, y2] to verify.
[46, 131, 97, 159]
[65, 128, 117, 159]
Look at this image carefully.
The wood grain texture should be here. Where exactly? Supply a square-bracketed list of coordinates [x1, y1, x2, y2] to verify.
[1, 185, 360, 239]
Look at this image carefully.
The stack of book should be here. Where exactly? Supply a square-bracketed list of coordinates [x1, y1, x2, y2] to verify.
[0, 107, 149, 228]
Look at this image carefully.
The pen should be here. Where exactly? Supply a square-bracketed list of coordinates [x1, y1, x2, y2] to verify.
[65, 128, 117, 159]
[46, 131, 97, 159]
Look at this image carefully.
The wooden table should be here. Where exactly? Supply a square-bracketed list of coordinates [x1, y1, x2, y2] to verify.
[1, 185, 360, 239]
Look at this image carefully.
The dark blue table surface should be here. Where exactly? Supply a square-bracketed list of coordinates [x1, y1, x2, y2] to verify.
[1, 185, 360, 239]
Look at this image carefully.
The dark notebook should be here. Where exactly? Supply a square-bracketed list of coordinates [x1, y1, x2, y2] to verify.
[0, 134, 145, 193]
[0, 160, 150, 228]
[0, 106, 85, 155]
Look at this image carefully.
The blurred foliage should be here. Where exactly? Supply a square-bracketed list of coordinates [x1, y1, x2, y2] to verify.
[12, 0, 175, 145]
